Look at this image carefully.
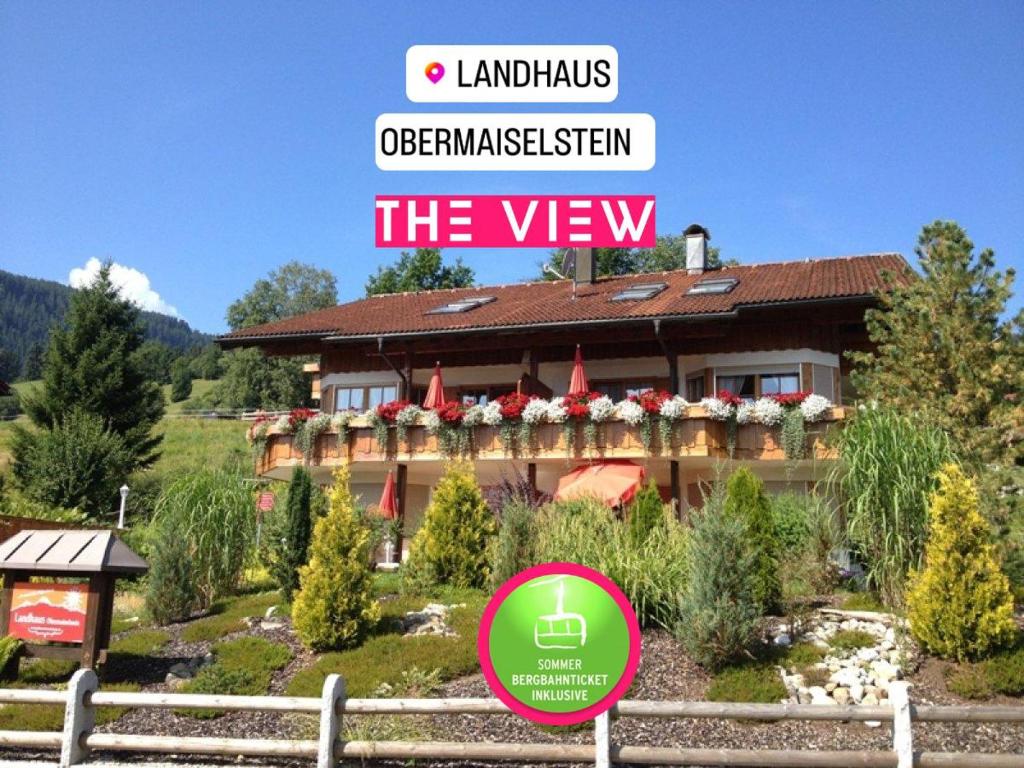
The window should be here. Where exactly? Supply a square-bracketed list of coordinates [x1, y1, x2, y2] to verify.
[717, 374, 756, 399]
[760, 373, 800, 396]
[625, 382, 654, 399]
[426, 296, 496, 315]
[686, 376, 705, 402]
[367, 385, 398, 409]
[594, 382, 624, 401]
[335, 387, 365, 412]
[335, 384, 397, 413]
[610, 282, 667, 302]
[687, 277, 738, 295]
[459, 385, 514, 406]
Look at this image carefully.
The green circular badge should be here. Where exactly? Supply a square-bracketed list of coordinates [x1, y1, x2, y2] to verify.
[478, 562, 641, 725]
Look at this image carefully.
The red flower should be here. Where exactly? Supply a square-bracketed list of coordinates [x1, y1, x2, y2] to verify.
[375, 400, 411, 423]
[631, 389, 670, 414]
[562, 391, 600, 419]
[437, 400, 467, 425]
[715, 390, 743, 408]
[772, 392, 810, 407]
[288, 408, 317, 429]
[496, 392, 532, 419]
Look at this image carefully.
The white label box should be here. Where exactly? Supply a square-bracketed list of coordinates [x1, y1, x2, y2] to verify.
[406, 45, 618, 103]
[375, 113, 655, 172]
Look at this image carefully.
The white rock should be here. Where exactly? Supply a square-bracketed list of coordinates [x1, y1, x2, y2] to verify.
[862, 693, 879, 706]
[850, 682, 865, 703]
[830, 668, 863, 688]
[261, 621, 285, 631]
[856, 647, 879, 662]
[864, 720, 882, 729]
[870, 660, 898, 682]
[833, 687, 851, 706]
[810, 687, 837, 706]
[825, 683, 837, 693]
[773, 633, 792, 647]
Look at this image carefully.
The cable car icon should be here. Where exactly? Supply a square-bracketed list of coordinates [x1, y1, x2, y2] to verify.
[530, 575, 587, 650]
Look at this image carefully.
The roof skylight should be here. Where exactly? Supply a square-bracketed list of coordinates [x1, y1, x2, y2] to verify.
[610, 282, 668, 302]
[426, 296, 496, 315]
[687, 277, 738, 295]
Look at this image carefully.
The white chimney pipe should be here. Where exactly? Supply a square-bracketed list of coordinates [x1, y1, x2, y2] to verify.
[685, 231, 706, 274]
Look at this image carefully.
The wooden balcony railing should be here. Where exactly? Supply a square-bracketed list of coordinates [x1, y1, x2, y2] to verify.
[252, 406, 846, 476]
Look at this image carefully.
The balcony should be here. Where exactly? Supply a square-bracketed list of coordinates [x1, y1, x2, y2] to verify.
[251, 406, 847, 479]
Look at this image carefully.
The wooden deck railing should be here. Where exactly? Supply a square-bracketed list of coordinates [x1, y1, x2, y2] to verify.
[1, 670, 1020, 767]
[255, 406, 846, 475]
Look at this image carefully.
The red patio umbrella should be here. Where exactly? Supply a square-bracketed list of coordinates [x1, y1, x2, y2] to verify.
[554, 461, 645, 507]
[423, 361, 446, 409]
[376, 470, 398, 520]
[568, 345, 589, 396]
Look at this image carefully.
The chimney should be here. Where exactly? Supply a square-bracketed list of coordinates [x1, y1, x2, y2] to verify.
[574, 247, 597, 283]
[684, 224, 710, 274]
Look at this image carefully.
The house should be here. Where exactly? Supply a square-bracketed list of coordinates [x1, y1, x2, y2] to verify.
[218, 230, 910, 554]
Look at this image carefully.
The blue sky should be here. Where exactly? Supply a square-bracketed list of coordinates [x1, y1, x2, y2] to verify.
[2, 1, 1022, 333]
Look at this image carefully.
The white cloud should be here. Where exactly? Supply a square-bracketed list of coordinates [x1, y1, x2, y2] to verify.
[68, 258, 180, 317]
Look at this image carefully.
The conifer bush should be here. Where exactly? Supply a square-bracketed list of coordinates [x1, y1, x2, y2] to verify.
[274, 467, 313, 600]
[628, 480, 666, 545]
[488, 499, 537, 590]
[408, 462, 494, 589]
[145, 522, 199, 625]
[725, 468, 781, 614]
[677, 481, 760, 669]
[292, 466, 380, 651]
[906, 464, 1017, 661]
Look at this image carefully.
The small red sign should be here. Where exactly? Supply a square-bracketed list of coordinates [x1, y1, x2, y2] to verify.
[257, 492, 275, 512]
[10, 582, 88, 644]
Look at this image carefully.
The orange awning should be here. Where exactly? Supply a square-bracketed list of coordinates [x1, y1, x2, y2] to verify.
[376, 470, 398, 520]
[423, 362, 445, 410]
[568, 345, 589, 396]
[554, 461, 645, 507]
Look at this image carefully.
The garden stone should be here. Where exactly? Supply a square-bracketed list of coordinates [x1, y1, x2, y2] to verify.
[773, 633, 791, 647]
[798, 690, 812, 705]
[825, 683, 837, 693]
[850, 683, 865, 703]
[830, 668, 862, 688]
[864, 720, 882, 729]
[863, 693, 879, 706]
[261, 620, 285, 631]
[833, 687, 851, 706]
[870, 660, 898, 682]
[168, 662, 193, 679]
[856, 647, 879, 662]
[809, 687, 836, 705]
[164, 674, 188, 689]
[201, 652, 215, 667]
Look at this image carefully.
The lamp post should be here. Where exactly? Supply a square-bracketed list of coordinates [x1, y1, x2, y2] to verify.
[118, 484, 129, 529]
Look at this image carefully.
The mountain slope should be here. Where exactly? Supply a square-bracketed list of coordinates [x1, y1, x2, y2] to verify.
[0, 269, 211, 367]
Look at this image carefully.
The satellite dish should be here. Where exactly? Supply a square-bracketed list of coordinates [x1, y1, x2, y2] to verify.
[560, 248, 576, 276]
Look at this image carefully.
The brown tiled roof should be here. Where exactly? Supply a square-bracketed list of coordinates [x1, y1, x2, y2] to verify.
[219, 253, 911, 343]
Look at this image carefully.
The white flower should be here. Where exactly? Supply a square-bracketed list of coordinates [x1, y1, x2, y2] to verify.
[616, 399, 645, 426]
[308, 412, 332, 432]
[736, 401, 756, 424]
[753, 397, 785, 427]
[659, 395, 689, 421]
[800, 393, 832, 423]
[462, 404, 485, 427]
[422, 409, 441, 433]
[545, 399, 568, 423]
[481, 400, 503, 426]
[588, 395, 616, 423]
[274, 414, 291, 432]
[395, 404, 421, 426]
[251, 420, 270, 440]
[701, 397, 734, 422]
[331, 410, 353, 430]
[522, 398, 549, 424]
[363, 408, 378, 423]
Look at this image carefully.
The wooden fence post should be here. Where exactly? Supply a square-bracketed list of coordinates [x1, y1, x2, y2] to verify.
[60, 668, 97, 767]
[889, 681, 913, 768]
[318, 673, 346, 768]
[594, 711, 610, 768]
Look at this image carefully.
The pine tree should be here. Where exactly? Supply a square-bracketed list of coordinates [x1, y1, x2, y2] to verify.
[276, 467, 313, 599]
[292, 466, 380, 651]
[412, 462, 495, 589]
[725, 468, 781, 614]
[170, 358, 193, 402]
[850, 221, 1022, 465]
[906, 465, 1017, 661]
[21, 262, 165, 469]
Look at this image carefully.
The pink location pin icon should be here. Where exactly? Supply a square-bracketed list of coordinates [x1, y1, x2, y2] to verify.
[425, 61, 445, 84]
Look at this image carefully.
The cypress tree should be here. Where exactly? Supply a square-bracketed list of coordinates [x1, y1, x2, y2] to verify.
[724, 468, 782, 615]
[628, 480, 666, 545]
[21, 262, 165, 469]
[277, 467, 313, 599]
[170, 358, 193, 402]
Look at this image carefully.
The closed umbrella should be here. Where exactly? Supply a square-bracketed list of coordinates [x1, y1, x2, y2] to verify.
[376, 471, 398, 519]
[554, 461, 645, 507]
[568, 345, 589, 396]
[423, 362, 446, 409]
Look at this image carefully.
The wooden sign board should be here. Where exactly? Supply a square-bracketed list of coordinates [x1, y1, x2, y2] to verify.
[9, 582, 88, 644]
[257, 491, 275, 512]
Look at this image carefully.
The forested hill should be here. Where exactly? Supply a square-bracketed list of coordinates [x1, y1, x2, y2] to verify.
[0, 268, 211, 365]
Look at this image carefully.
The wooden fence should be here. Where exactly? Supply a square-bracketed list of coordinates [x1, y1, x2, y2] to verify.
[0, 671, 1021, 767]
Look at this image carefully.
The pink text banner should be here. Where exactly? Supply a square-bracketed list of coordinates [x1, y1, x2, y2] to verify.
[375, 195, 655, 248]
